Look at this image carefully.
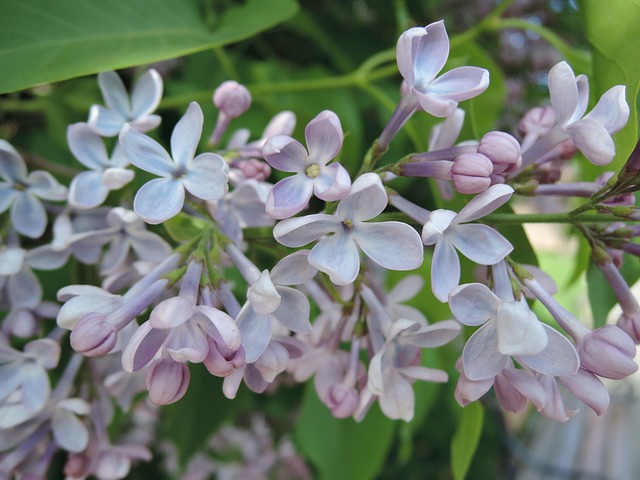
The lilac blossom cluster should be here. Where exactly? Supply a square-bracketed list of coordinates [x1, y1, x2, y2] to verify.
[0, 18, 638, 478]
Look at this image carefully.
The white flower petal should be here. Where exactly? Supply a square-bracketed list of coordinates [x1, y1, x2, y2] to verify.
[119, 124, 174, 176]
[183, 153, 228, 201]
[266, 174, 314, 219]
[69, 171, 109, 209]
[355, 221, 423, 270]
[305, 110, 343, 166]
[449, 283, 500, 326]
[88, 105, 127, 137]
[248, 271, 281, 316]
[337, 173, 387, 221]
[454, 184, 514, 223]
[496, 301, 547, 356]
[273, 286, 311, 333]
[52, 407, 89, 453]
[430, 239, 460, 302]
[427, 66, 490, 101]
[171, 102, 203, 169]
[273, 213, 339, 247]
[67, 122, 109, 169]
[236, 305, 272, 363]
[308, 232, 361, 285]
[378, 371, 415, 421]
[98, 71, 130, 115]
[130, 69, 163, 117]
[313, 162, 351, 202]
[583, 85, 629, 135]
[262, 136, 307, 173]
[566, 119, 616, 166]
[518, 324, 580, 376]
[270, 250, 317, 285]
[449, 224, 513, 265]
[11, 192, 47, 238]
[0, 140, 27, 182]
[548, 61, 578, 126]
[462, 321, 507, 381]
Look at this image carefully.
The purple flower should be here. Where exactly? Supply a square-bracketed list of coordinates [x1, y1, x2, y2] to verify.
[88, 69, 163, 137]
[422, 184, 514, 301]
[274, 173, 424, 285]
[397, 21, 489, 117]
[120, 102, 229, 224]
[263, 110, 351, 219]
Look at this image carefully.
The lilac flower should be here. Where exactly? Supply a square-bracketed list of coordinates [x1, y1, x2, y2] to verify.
[367, 318, 460, 421]
[263, 110, 351, 219]
[67, 123, 134, 209]
[88, 69, 163, 137]
[397, 21, 489, 118]
[0, 140, 67, 238]
[449, 282, 579, 381]
[422, 184, 514, 301]
[274, 173, 424, 285]
[120, 102, 229, 224]
[522, 62, 629, 166]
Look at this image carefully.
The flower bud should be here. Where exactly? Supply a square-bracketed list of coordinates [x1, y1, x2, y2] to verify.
[451, 152, 493, 194]
[477, 131, 522, 174]
[213, 81, 251, 119]
[578, 325, 638, 379]
[518, 106, 556, 137]
[146, 358, 190, 405]
[70, 313, 117, 357]
[617, 312, 640, 344]
[326, 383, 359, 418]
[559, 367, 609, 415]
[231, 159, 272, 182]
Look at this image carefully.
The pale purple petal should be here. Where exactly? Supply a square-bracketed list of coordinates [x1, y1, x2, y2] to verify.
[396, 27, 425, 86]
[518, 324, 580, 376]
[248, 271, 281, 316]
[422, 209, 456, 245]
[88, 105, 127, 137]
[20, 365, 49, 411]
[558, 368, 609, 415]
[500, 367, 547, 411]
[449, 224, 513, 265]
[236, 305, 271, 363]
[0, 248, 24, 276]
[583, 85, 629, 134]
[52, 407, 89, 453]
[24, 338, 60, 368]
[98, 71, 130, 115]
[429, 108, 465, 151]
[11, 192, 46, 238]
[266, 174, 314, 219]
[149, 297, 193, 329]
[0, 184, 18, 213]
[121, 322, 169, 372]
[130, 69, 163, 117]
[400, 365, 448, 383]
[378, 372, 415, 421]
[496, 301, 547, 356]
[102, 167, 134, 190]
[273, 213, 339, 247]
[400, 320, 460, 348]
[193, 305, 241, 351]
[454, 184, 514, 223]
[273, 286, 311, 333]
[69, 171, 109, 209]
[0, 140, 27, 182]
[388, 275, 424, 303]
[26, 170, 67, 201]
[566, 119, 616, 166]
[548, 61, 578, 126]
[183, 153, 228, 201]
[573, 74, 589, 121]
[305, 110, 343, 166]
[262, 136, 307, 173]
[119, 125, 174, 176]
[308, 232, 361, 285]
[129, 115, 162, 134]
[270, 250, 317, 285]
[449, 283, 500, 326]
[9, 266, 42, 308]
[67, 123, 109, 169]
[455, 369, 493, 406]
[134, 177, 185, 224]
[129, 230, 172, 263]
[337, 173, 387, 222]
[166, 323, 209, 363]
[262, 110, 296, 139]
[413, 21, 449, 85]
[56, 294, 120, 330]
[355, 221, 424, 270]
[431, 239, 460, 302]
[171, 102, 203, 169]
[427, 66, 490, 101]
[463, 321, 508, 381]
[412, 89, 459, 117]
[313, 162, 351, 202]
[367, 349, 387, 395]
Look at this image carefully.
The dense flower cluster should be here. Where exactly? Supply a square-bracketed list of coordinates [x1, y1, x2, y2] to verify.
[0, 18, 638, 479]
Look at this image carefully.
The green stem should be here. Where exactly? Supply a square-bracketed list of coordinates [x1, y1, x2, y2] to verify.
[213, 47, 239, 80]
[483, 212, 638, 225]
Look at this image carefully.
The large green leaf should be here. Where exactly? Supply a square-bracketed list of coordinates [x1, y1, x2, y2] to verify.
[0, 0, 298, 94]
[579, 0, 640, 178]
[295, 383, 396, 480]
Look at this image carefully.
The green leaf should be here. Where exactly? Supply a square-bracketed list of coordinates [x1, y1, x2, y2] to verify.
[450, 402, 484, 480]
[295, 383, 396, 480]
[0, 0, 298, 93]
[579, 0, 640, 178]
[163, 212, 208, 242]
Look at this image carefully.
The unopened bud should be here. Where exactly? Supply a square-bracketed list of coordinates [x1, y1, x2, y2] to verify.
[146, 358, 190, 405]
[204, 341, 245, 377]
[451, 153, 493, 194]
[326, 383, 359, 418]
[617, 312, 640, 344]
[70, 313, 117, 357]
[214, 81, 251, 119]
[518, 106, 556, 137]
[232, 159, 272, 182]
[578, 325, 638, 379]
[478, 131, 522, 174]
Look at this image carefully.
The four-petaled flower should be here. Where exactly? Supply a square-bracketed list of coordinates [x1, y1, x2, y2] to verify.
[263, 110, 351, 219]
[120, 102, 229, 224]
[274, 173, 424, 285]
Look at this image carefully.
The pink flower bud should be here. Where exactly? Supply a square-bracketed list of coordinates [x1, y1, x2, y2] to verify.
[146, 358, 190, 405]
[578, 325, 638, 379]
[617, 312, 640, 343]
[518, 106, 556, 137]
[326, 383, 359, 418]
[451, 152, 493, 194]
[477, 131, 522, 174]
[213, 81, 251, 118]
[231, 159, 272, 182]
[70, 313, 117, 357]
